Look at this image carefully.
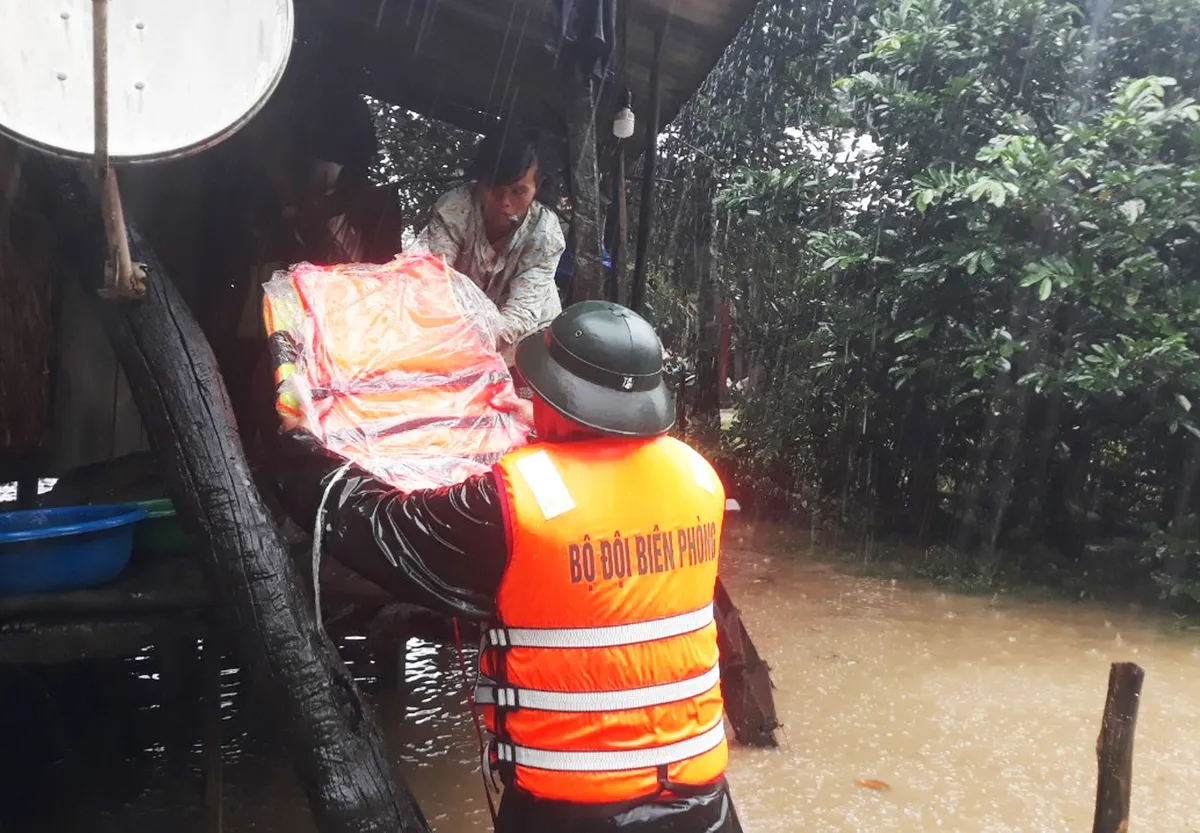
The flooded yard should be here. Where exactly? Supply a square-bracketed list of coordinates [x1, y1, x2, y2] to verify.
[3, 527, 1198, 832]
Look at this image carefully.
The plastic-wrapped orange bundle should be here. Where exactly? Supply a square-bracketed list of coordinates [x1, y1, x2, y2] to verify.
[262, 254, 531, 492]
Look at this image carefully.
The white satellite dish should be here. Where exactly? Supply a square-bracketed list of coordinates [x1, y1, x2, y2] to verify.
[0, 0, 294, 162]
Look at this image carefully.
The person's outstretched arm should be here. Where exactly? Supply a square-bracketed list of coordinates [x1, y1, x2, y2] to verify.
[270, 433, 506, 619]
[410, 188, 467, 265]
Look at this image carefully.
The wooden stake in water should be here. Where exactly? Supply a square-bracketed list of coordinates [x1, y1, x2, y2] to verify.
[1092, 662, 1144, 833]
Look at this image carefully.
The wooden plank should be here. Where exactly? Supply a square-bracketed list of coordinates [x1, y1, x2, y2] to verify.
[50, 278, 151, 472]
[0, 615, 206, 665]
[0, 139, 54, 458]
[1093, 662, 1145, 833]
[0, 556, 211, 619]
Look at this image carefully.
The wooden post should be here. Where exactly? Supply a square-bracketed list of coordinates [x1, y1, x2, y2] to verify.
[368, 635, 408, 694]
[156, 635, 194, 770]
[565, 74, 605, 302]
[39, 164, 429, 833]
[16, 472, 38, 509]
[607, 3, 630, 305]
[1092, 662, 1144, 833]
[202, 636, 224, 833]
[713, 579, 779, 747]
[630, 26, 664, 313]
[718, 301, 731, 407]
[393, 638, 407, 695]
[691, 166, 722, 439]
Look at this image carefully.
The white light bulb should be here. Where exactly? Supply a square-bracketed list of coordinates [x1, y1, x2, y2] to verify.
[612, 107, 635, 139]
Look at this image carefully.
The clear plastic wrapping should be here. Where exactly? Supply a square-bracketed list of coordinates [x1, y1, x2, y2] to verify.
[262, 253, 531, 492]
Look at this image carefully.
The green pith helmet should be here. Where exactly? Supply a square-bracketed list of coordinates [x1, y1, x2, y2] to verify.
[514, 301, 674, 438]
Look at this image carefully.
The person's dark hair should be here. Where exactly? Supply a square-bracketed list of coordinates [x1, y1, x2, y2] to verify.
[467, 124, 543, 188]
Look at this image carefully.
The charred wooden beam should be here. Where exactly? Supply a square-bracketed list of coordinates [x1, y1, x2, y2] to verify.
[1092, 662, 1144, 833]
[38, 162, 429, 833]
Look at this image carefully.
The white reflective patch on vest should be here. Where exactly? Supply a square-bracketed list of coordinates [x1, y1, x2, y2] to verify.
[515, 451, 576, 520]
[692, 455, 716, 494]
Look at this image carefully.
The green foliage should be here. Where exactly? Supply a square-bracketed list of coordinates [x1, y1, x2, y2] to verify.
[654, 0, 1200, 601]
[1142, 517, 1200, 605]
[367, 100, 478, 231]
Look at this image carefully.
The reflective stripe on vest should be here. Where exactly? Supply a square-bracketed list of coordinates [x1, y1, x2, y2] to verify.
[494, 717, 726, 773]
[484, 602, 714, 649]
[476, 662, 721, 713]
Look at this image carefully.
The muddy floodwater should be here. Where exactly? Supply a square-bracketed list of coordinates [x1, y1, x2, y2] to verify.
[3, 526, 1199, 832]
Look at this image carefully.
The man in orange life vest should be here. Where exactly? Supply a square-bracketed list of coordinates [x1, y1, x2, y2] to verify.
[274, 301, 742, 833]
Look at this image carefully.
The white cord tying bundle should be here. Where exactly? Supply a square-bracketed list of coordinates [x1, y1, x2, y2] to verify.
[311, 461, 354, 626]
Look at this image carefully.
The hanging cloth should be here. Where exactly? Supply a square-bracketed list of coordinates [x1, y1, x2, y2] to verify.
[547, 0, 618, 83]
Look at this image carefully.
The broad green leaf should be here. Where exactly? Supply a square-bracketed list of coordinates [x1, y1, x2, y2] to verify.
[1019, 269, 1046, 288]
[1038, 277, 1052, 301]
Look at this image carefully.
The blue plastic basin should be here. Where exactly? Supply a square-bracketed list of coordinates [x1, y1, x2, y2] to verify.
[0, 504, 148, 596]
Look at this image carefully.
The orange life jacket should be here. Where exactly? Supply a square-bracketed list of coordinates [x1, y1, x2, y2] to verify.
[480, 435, 728, 804]
[262, 256, 530, 491]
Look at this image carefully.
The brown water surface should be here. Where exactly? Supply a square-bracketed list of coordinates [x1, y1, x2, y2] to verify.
[4, 530, 1198, 832]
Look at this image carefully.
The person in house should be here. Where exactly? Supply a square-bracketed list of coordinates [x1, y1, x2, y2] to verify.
[411, 125, 566, 369]
[273, 301, 742, 833]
